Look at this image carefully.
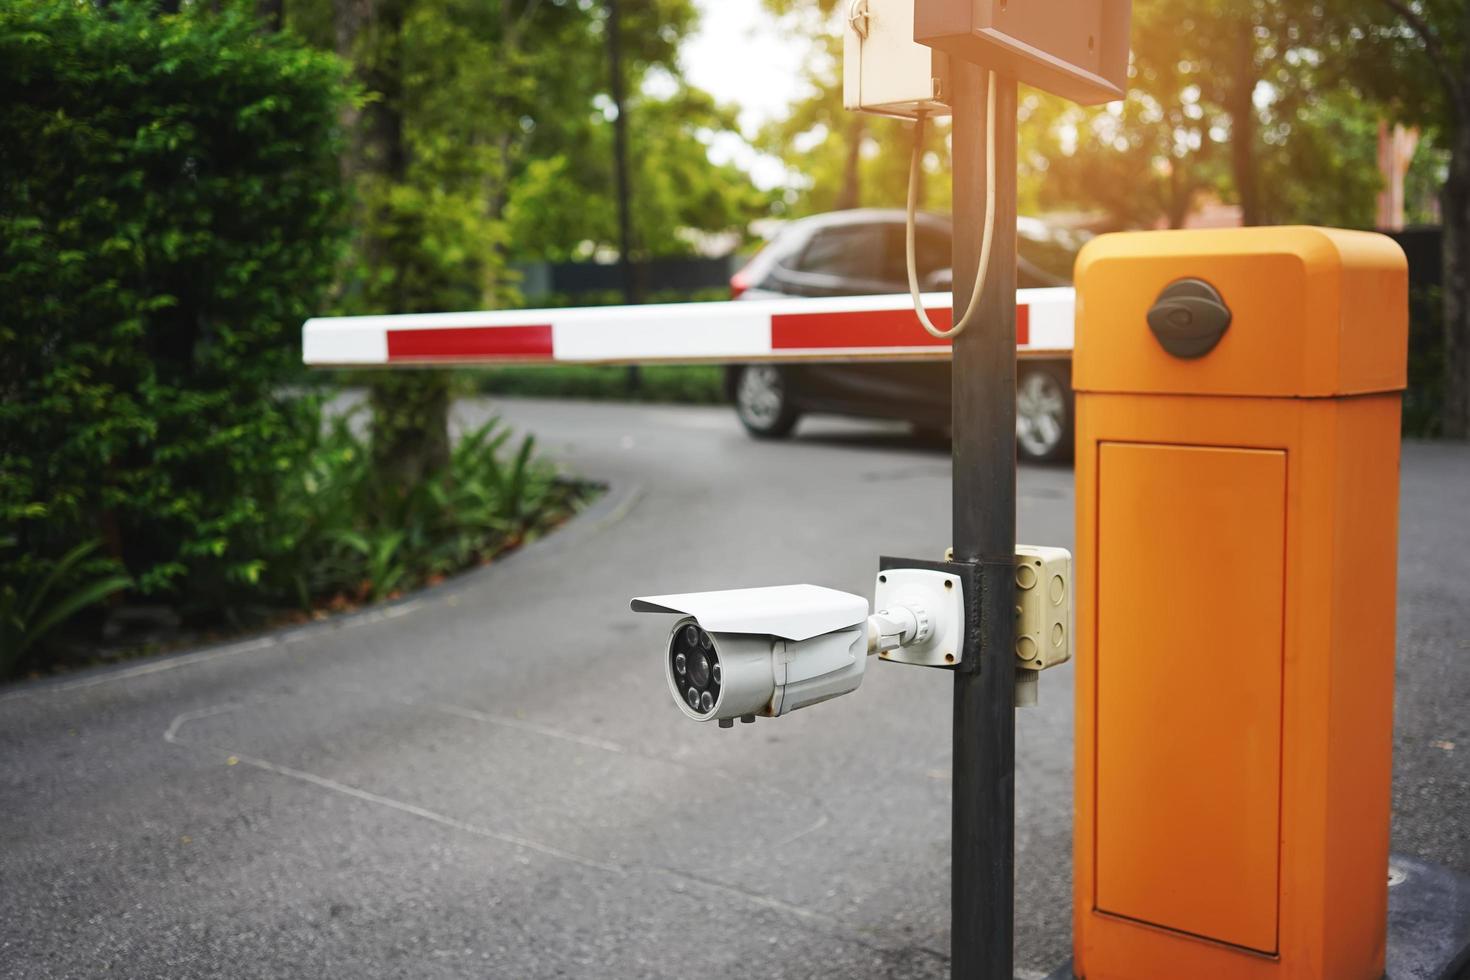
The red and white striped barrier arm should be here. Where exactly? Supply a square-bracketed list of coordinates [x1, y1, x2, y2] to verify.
[302, 287, 1075, 367]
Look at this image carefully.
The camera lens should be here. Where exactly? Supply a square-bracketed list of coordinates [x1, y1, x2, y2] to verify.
[687, 651, 710, 688]
[670, 621, 721, 716]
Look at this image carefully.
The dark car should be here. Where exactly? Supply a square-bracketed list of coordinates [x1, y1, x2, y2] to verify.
[725, 209, 1083, 462]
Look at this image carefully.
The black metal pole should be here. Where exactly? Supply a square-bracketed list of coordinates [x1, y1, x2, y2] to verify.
[949, 63, 1018, 980]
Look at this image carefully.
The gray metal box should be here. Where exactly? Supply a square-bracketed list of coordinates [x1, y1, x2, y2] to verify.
[914, 0, 1131, 105]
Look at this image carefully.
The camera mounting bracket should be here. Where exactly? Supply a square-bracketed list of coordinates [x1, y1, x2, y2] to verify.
[875, 557, 980, 671]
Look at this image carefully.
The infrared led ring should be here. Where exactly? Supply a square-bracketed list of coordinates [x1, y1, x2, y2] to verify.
[669, 620, 721, 716]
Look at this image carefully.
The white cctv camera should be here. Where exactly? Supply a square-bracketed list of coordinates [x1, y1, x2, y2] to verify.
[631, 584, 872, 726]
[631, 578, 965, 725]
[632, 552, 1069, 726]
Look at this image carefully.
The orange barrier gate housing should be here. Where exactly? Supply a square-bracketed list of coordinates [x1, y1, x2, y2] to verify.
[1071, 227, 1408, 979]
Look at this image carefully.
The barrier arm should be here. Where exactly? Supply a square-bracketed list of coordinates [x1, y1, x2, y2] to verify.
[302, 288, 1076, 368]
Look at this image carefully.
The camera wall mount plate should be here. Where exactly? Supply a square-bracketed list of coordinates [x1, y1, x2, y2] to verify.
[873, 567, 966, 669]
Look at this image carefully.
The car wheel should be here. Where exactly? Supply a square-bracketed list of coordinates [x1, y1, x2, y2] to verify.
[1016, 363, 1073, 463]
[733, 365, 799, 439]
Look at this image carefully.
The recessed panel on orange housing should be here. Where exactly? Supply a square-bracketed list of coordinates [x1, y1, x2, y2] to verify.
[1095, 442, 1285, 954]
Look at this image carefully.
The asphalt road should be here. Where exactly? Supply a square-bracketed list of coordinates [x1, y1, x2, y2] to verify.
[2, 398, 1466, 980]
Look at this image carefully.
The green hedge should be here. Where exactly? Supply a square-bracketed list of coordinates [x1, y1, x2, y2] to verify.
[476, 365, 727, 404]
[0, 1, 350, 649]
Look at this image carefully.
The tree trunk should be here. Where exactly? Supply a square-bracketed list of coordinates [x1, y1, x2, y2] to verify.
[256, 0, 283, 31]
[368, 373, 452, 490]
[1225, 29, 1262, 226]
[482, 0, 520, 303]
[332, 0, 368, 181]
[605, 0, 643, 393]
[1165, 160, 1192, 229]
[836, 116, 864, 210]
[1442, 124, 1470, 439]
[482, 132, 515, 302]
[333, 0, 452, 488]
[606, 0, 639, 304]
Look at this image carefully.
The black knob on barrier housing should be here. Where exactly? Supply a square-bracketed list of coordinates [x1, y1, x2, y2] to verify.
[1146, 278, 1232, 359]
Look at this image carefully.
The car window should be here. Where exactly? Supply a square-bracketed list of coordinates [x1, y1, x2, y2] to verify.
[1018, 258, 1057, 290]
[917, 228, 950, 278]
[879, 223, 950, 285]
[1017, 230, 1079, 284]
[763, 227, 808, 272]
[795, 225, 884, 281]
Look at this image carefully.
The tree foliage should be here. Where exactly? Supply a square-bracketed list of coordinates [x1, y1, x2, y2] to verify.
[761, 0, 1464, 435]
[507, 86, 773, 260]
[292, 0, 771, 494]
[293, 0, 769, 269]
[1307, 0, 1470, 437]
[1027, 0, 1389, 229]
[762, 0, 1394, 230]
[756, 4, 949, 217]
[0, 0, 350, 627]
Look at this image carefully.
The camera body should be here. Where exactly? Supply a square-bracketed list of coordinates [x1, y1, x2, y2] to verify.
[635, 551, 1069, 721]
[632, 585, 869, 724]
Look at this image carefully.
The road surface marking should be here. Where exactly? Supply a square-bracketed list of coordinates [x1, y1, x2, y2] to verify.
[161, 701, 938, 958]
[164, 704, 625, 875]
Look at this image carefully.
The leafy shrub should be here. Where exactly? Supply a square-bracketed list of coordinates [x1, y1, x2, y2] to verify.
[254, 410, 578, 609]
[0, 2, 350, 633]
[476, 365, 726, 405]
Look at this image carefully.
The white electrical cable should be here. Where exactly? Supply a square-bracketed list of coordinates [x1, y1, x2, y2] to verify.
[906, 69, 997, 340]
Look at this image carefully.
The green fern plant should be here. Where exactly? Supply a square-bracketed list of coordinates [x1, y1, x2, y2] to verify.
[329, 528, 409, 601]
[0, 539, 132, 677]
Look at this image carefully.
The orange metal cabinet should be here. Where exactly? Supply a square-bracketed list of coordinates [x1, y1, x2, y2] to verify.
[1072, 227, 1407, 980]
